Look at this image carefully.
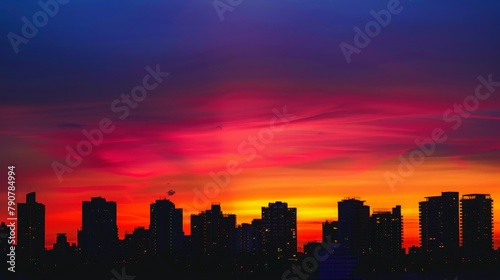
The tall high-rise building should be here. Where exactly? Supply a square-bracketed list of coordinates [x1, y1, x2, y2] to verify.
[419, 192, 459, 255]
[322, 220, 339, 244]
[18, 192, 45, 266]
[191, 204, 236, 257]
[78, 197, 118, 261]
[233, 223, 254, 254]
[369, 206, 403, 271]
[261, 201, 297, 259]
[461, 194, 494, 255]
[149, 199, 183, 257]
[251, 218, 264, 254]
[338, 197, 370, 255]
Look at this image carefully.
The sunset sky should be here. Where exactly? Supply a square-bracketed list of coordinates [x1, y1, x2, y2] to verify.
[1, 0, 500, 252]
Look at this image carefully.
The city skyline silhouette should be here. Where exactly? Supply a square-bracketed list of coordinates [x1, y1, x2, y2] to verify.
[2, 190, 499, 279]
[2, 189, 500, 252]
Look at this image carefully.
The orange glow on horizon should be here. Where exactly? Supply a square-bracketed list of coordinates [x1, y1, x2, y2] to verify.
[26, 157, 500, 252]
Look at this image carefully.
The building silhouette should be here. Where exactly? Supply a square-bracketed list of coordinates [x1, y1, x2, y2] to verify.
[191, 204, 236, 257]
[77, 197, 118, 262]
[419, 192, 459, 257]
[233, 223, 254, 254]
[338, 197, 370, 256]
[251, 218, 264, 254]
[18, 192, 45, 266]
[53, 233, 70, 255]
[261, 201, 297, 259]
[369, 205, 403, 271]
[461, 194, 494, 257]
[322, 220, 339, 243]
[52, 233, 78, 267]
[124, 227, 151, 262]
[231, 220, 265, 255]
[149, 199, 183, 257]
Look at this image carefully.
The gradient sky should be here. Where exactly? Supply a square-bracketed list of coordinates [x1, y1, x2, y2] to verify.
[1, 0, 500, 252]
